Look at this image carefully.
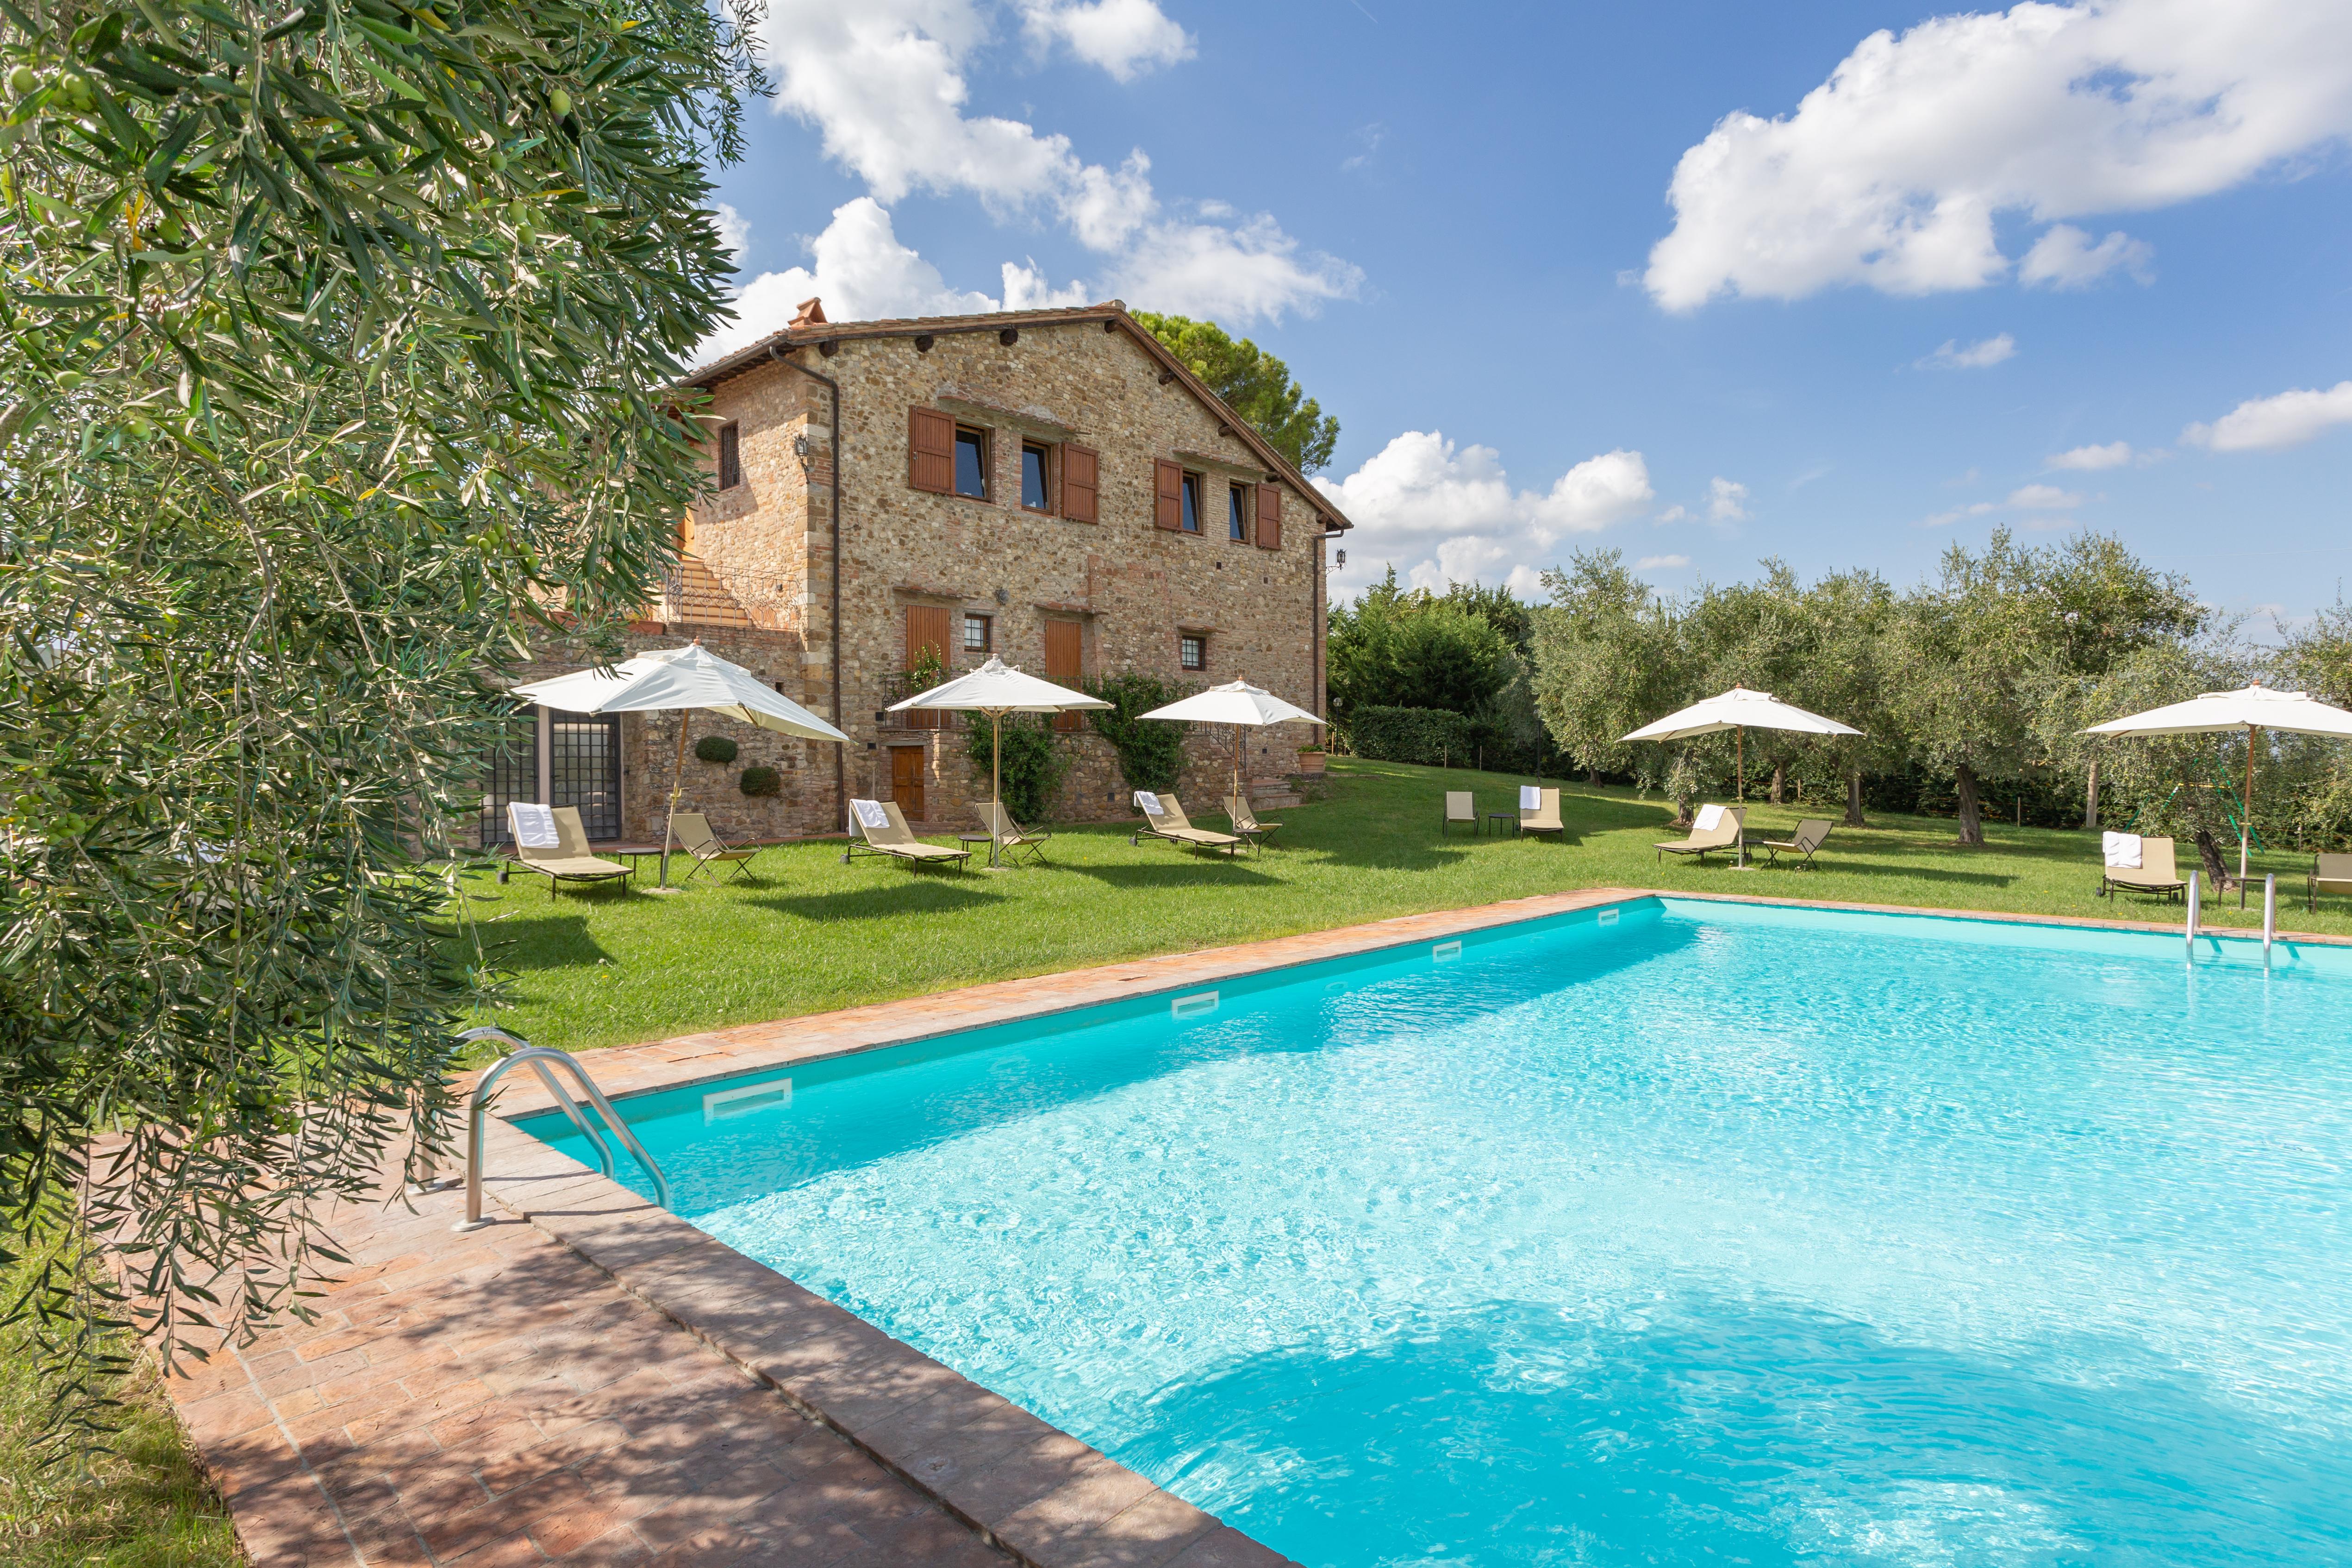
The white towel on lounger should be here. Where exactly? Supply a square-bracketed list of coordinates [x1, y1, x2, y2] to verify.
[1519, 785, 1541, 810]
[508, 802, 558, 848]
[1693, 803, 1724, 833]
[2102, 831, 2142, 869]
[1134, 791, 1162, 815]
[852, 798, 890, 830]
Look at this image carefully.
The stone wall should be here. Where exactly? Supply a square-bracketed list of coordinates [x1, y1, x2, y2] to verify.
[684, 308, 1334, 826]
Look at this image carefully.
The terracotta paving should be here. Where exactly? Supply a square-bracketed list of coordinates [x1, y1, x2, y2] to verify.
[161, 881, 2299, 1568]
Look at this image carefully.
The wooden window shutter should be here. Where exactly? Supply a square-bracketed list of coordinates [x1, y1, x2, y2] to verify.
[908, 406, 955, 494]
[905, 605, 951, 664]
[1256, 483, 1282, 550]
[1061, 445, 1098, 523]
[1154, 459, 1184, 531]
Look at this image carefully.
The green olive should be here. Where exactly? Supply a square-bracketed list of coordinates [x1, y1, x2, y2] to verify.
[53, 369, 82, 390]
[57, 72, 90, 110]
[7, 65, 38, 97]
[548, 87, 571, 117]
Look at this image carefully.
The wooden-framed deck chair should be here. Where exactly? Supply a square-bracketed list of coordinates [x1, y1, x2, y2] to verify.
[1129, 791, 1244, 856]
[1755, 818, 1834, 869]
[1442, 791, 1476, 836]
[1225, 795, 1279, 854]
[672, 812, 758, 884]
[974, 801, 1049, 865]
[844, 798, 971, 870]
[1655, 803, 1743, 865]
[1518, 787, 1565, 840]
[2098, 833, 2185, 903]
[510, 803, 633, 896]
[2308, 852, 2352, 913]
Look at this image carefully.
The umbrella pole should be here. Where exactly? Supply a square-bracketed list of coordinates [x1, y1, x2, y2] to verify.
[991, 710, 1003, 868]
[660, 711, 690, 890]
[2243, 724, 2257, 898]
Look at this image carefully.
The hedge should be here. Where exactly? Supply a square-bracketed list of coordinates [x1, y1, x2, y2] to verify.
[1348, 706, 1475, 767]
[694, 734, 739, 764]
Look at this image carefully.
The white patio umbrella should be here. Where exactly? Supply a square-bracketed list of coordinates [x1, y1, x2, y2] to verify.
[1621, 685, 1864, 799]
[2082, 682, 2352, 885]
[1136, 678, 1326, 800]
[886, 656, 1109, 866]
[1622, 686, 1863, 867]
[513, 642, 849, 888]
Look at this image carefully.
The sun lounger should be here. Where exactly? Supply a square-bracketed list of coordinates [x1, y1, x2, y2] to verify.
[974, 801, 1049, 865]
[2309, 853, 2352, 912]
[844, 798, 971, 869]
[672, 812, 757, 884]
[1655, 803, 1743, 865]
[1226, 795, 1279, 853]
[2098, 833, 2185, 902]
[1519, 787, 1563, 839]
[1754, 818, 1833, 869]
[1443, 791, 1476, 836]
[1129, 791, 1244, 855]
[510, 803, 633, 895]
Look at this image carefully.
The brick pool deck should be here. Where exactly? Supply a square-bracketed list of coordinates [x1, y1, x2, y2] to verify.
[160, 884, 2328, 1568]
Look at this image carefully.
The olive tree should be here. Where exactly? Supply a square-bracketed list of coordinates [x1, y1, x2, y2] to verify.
[0, 0, 761, 1429]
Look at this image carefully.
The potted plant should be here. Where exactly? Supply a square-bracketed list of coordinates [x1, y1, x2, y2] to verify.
[1295, 745, 1327, 775]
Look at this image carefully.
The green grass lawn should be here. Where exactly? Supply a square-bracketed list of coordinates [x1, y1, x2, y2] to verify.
[0, 1249, 239, 1568]
[462, 757, 2344, 1056]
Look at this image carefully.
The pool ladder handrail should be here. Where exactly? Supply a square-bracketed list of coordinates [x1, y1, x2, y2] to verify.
[451, 1026, 672, 1232]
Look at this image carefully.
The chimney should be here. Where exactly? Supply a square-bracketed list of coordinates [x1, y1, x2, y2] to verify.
[790, 297, 827, 329]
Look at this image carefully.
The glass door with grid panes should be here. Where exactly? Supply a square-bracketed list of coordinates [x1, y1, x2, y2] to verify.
[479, 706, 538, 849]
[548, 708, 623, 839]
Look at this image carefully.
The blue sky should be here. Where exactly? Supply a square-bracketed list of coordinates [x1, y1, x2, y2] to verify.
[704, 0, 2352, 634]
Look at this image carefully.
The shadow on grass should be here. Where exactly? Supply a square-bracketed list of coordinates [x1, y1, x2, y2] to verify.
[753, 881, 1007, 922]
[477, 915, 615, 971]
[1054, 859, 1281, 889]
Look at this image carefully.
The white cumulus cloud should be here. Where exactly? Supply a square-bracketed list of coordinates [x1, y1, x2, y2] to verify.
[2048, 440, 2135, 469]
[697, 200, 1009, 365]
[1636, 555, 1692, 570]
[758, 0, 1356, 324]
[2019, 224, 2154, 287]
[2007, 482, 2084, 509]
[2184, 381, 2352, 452]
[1645, 0, 2352, 309]
[1707, 477, 1751, 522]
[1917, 333, 2017, 370]
[1314, 432, 1653, 598]
[1017, 0, 1192, 81]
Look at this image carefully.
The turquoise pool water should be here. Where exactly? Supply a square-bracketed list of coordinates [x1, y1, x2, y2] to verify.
[520, 900, 2352, 1565]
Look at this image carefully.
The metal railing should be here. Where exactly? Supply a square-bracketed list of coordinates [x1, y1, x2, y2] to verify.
[451, 1026, 672, 1232]
[879, 670, 958, 730]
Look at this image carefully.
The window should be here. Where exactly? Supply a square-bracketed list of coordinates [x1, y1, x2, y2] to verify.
[1180, 633, 1206, 672]
[1228, 482, 1249, 541]
[963, 612, 992, 654]
[717, 423, 742, 490]
[1021, 442, 1052, 512]
[953, 427, 988, 499]
[1179, 472, 1202, 533]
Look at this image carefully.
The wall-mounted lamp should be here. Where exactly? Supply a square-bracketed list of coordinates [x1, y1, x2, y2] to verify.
[793, 432, 812, 462]
[993, 587, 1009, 606]
[1335, 549, 1348, 568]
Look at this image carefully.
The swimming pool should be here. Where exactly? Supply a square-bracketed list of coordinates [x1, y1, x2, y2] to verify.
[519, 898, 2352, 1566]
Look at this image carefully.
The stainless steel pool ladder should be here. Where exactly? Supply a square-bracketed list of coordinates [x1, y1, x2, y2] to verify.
[450, 1026, 672, 1233]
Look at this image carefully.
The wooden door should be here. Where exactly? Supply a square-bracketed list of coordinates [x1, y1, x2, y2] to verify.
[904, 605, 950, 730]
[1044, 620, 1083, 731]
[889, 745, 927, 822]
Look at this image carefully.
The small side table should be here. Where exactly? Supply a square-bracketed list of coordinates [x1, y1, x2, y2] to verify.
[957, 832, 995, 867]
[1486, 812, 1518, 837]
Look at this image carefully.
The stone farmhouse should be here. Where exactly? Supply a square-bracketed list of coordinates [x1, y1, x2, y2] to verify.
[482, 300, 1352, 848]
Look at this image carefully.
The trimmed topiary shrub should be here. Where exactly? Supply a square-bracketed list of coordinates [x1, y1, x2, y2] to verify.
[738, 764, 781, 797]
[694, 734, 739, 764]
[1348, 705, 1474, 766]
